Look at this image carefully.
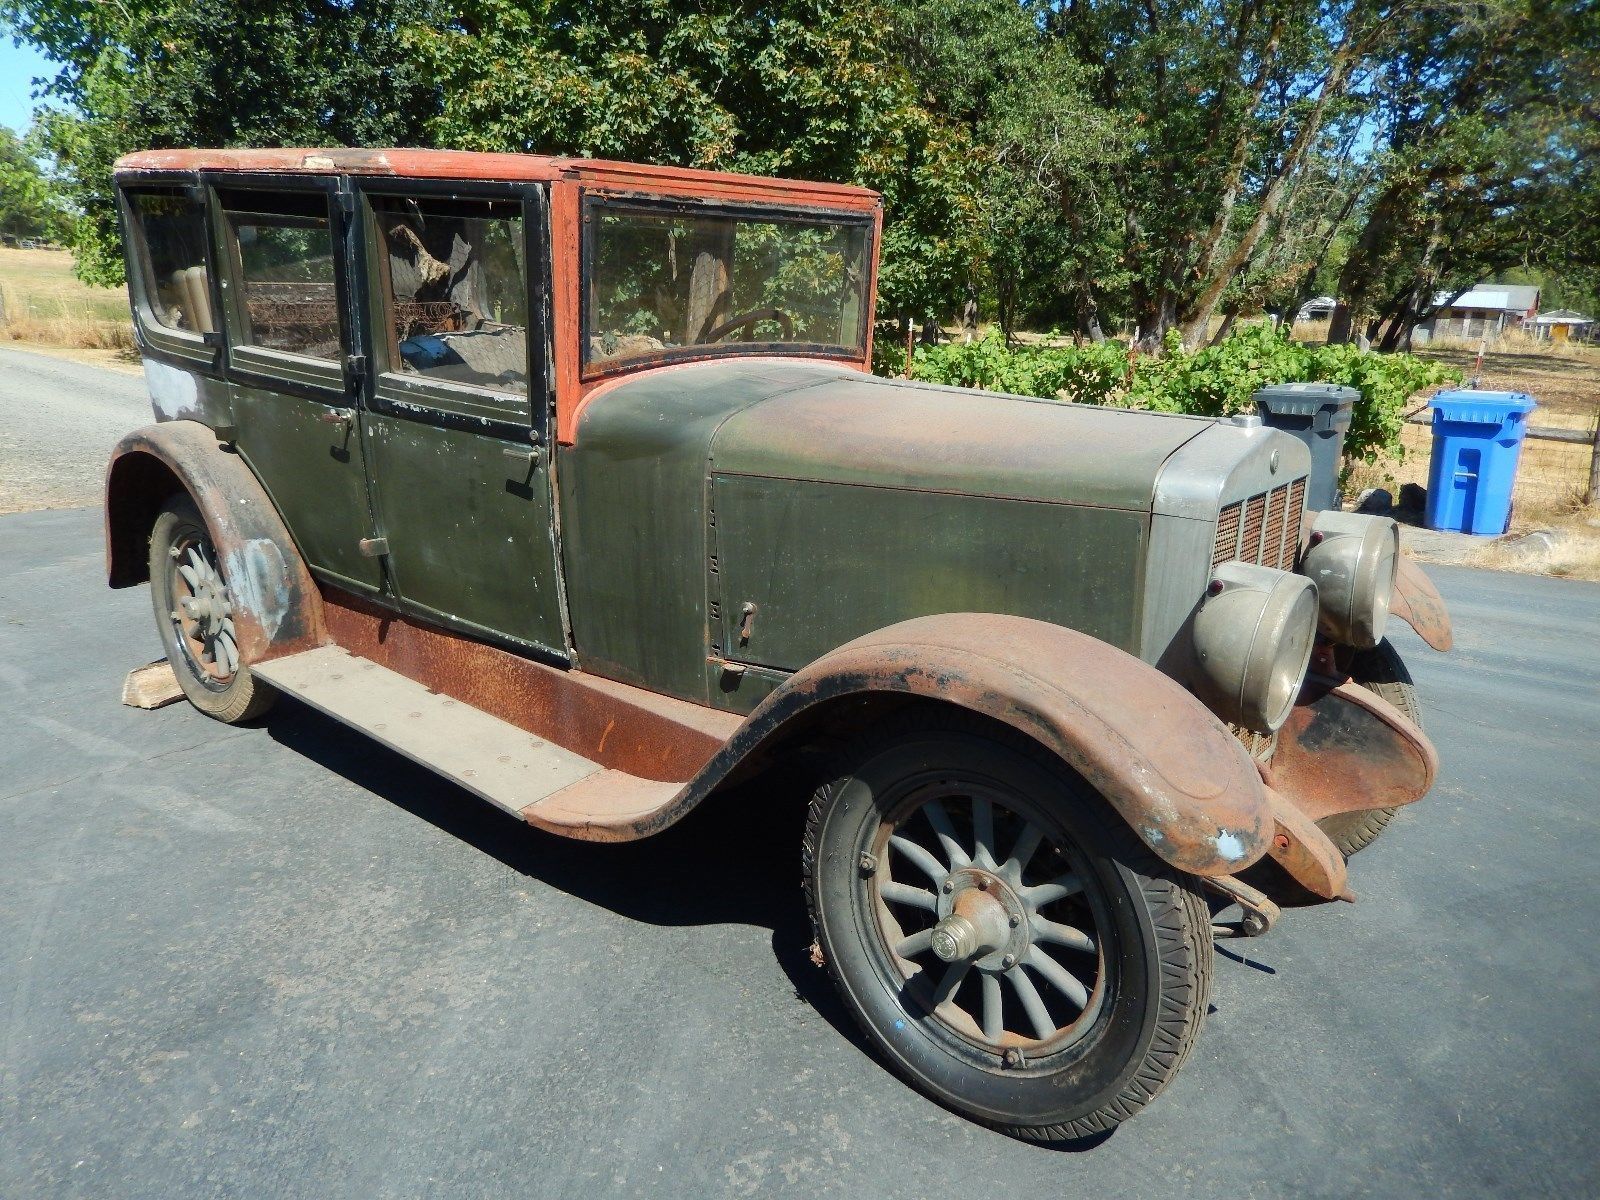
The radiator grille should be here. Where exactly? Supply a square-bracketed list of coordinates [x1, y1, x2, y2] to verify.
[1213, 477, 1306, 570]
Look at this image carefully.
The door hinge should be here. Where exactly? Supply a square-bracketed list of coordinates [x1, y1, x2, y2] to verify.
[344, 354, 367, 381]
[358, 536, 389, 558]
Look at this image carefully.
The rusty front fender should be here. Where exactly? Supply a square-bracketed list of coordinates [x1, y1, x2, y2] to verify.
[105, 421, 324, 663]
[1271, 677, 1439, 823]
[666, 615, 1275, 876]
[1392, 556, 1453, 651]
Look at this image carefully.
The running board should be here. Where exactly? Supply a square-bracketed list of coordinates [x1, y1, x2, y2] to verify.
[252, 646, 685, 837]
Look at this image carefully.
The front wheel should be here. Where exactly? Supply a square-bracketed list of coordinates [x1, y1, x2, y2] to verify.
[148, 495, 276, 724]
[802, 722, 1212, 1143]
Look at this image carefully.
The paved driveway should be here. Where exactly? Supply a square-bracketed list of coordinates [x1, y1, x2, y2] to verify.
[2, 508, 1598, 1199]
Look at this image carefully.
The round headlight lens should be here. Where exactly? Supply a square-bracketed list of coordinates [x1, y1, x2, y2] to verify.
[1191, 561, 1319, 734]
[1301, 511, 1399, 648]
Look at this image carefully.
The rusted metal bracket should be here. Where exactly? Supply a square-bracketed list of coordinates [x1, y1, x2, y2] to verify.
[1205, 874, 1281, 938]
[1263, 782, 1354, 901]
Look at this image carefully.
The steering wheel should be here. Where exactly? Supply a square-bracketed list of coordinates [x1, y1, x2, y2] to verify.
[700, 306, 795, 343]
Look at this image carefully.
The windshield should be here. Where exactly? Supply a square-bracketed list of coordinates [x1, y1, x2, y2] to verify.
[584, 201, 871, 373]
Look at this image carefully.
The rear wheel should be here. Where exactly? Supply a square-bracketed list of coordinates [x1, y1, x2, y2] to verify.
[1315, 640, 1420, 857]
[803, 722, 1211, 1142]
[148, 495, 275, 723]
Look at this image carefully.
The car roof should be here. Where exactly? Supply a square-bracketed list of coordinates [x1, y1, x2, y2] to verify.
[113, 147, 881, 211]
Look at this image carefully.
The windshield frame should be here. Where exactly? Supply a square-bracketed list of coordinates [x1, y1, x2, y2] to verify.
[578, 193, 875, 381]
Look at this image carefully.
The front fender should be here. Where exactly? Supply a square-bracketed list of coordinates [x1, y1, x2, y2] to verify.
[1392, 556, 1453, 651]
[657, 615, 1276, 876]
[104, 421, 324, 663]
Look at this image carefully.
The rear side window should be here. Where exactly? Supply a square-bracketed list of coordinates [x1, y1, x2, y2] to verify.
[126, 189, 214, 335]
[373, 195, 528, 394]
[221, 191, 342, 361]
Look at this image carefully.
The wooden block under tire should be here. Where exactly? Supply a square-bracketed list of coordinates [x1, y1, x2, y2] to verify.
[121, 659, 185, 710]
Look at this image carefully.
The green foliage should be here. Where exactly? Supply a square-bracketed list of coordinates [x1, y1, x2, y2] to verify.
[0, 124, 69, 242]
[894, 326, 1459, 464]
[4, 0, 443, 285]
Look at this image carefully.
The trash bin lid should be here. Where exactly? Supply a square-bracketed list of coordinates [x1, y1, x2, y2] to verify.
[1252, 381, 1360, 417]
[1428, 389, 1537, 423]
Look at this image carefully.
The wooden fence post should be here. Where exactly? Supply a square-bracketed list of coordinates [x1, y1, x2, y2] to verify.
[1587, 418, 1600, 506]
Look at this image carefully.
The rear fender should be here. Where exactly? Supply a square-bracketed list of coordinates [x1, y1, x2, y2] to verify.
[1391, 556, 1453, 651]
[680, 615, 1276, 877]
[104, 421, 324, 663]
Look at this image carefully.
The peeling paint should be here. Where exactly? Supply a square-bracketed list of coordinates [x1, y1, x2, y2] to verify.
[1212, 829, 1247, 861]
[142, 358, 203, 423]
[224, 539, 292, 640]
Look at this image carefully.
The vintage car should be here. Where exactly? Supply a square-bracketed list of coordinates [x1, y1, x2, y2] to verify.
[105, 147, 1451, 1142]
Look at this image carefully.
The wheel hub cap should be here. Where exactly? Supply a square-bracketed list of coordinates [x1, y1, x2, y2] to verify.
[932, 869, 1028, 971]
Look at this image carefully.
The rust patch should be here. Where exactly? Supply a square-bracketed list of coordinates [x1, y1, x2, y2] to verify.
[1391, 556, 1454, 651]
[1271, 677, 1439, 822]
[319, 588, 738, 783]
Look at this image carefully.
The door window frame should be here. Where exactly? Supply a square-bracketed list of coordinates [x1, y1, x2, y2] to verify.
[355, 178, 551, 444]
[206, 172, 357, 398]
[116, 175, 222, 369]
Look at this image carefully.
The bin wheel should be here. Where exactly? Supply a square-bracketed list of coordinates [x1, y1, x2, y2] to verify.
[1316, 640, 1420, 857]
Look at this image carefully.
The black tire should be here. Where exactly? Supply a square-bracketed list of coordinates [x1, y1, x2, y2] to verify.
[802, 716, 1212, 1142]
[1315, 640, 1421, 857]
[148, 495, 276, 724]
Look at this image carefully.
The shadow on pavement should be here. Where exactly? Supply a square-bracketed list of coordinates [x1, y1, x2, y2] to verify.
[265, 696, 1142, 1154]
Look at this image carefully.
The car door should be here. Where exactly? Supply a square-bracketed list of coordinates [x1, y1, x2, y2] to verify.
[353, 180, 568, 660]
[211, 176, 384, 593]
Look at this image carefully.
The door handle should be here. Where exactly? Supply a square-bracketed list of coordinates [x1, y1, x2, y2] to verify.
[503, 446, 540, 469]
[317, 407, 355, 433]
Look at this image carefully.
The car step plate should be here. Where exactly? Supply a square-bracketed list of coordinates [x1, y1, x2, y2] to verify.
[252, 645, 606, 818]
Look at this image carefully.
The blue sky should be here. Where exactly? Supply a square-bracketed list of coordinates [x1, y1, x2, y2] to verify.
[1, 34, 61, 134]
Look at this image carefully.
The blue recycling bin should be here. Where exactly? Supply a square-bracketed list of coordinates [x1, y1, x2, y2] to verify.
[1424, 390, 1538, 534]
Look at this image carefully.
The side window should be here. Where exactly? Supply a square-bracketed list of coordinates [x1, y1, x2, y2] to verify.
[125, 188, 214, 336]
[373, 194, 529, 397]
[220, 190, 343, 362]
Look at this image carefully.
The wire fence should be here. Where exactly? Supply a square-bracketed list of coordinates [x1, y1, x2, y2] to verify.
[1396, 411, 1600, 518]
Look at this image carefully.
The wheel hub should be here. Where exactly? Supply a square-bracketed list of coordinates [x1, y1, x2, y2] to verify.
[933, 868, 1029, 972]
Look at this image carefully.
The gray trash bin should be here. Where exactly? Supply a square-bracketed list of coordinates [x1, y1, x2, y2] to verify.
[1253, 382, 1358, 512]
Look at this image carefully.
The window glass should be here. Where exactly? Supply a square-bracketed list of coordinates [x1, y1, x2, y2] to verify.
[586, 204, 869, 371]
[375, 195, 528, 393]
[222, 191, 342, 360]
[128, 190, 213, 335]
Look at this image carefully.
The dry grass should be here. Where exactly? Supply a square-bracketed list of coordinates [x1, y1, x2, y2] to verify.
[0, 246, 135, 351]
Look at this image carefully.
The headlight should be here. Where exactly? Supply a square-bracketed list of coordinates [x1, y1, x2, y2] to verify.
[1300, 511, 1399, 648]
[1192, 562, 1319, 734]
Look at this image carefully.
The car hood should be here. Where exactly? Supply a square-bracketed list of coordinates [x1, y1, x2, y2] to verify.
[704, 362, 1211, 511]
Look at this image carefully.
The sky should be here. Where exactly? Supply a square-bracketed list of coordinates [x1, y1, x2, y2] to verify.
[1, 34, 62, 134]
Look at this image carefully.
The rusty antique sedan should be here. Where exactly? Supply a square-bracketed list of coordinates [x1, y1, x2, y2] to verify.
[104, 147, 1450, 1142]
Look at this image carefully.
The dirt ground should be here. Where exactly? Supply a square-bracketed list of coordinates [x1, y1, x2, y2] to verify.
[1347, 338, 1600, 581]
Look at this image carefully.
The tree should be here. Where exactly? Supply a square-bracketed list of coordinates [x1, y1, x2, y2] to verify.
[3, 0, 444, 285]
[0, 123, 68, 242]
[1327, 0, 1600, 347]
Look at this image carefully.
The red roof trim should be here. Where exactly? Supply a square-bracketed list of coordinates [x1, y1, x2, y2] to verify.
[113, 148, 881, 210]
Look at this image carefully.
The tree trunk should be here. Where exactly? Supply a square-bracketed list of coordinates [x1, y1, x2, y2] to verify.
[684, 221, 734, 343]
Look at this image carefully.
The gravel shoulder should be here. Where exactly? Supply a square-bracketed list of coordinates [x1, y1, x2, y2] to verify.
[0, 346, 151, 514]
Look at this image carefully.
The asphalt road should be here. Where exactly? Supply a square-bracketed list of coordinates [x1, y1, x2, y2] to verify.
[2, 360, 1599, 1197]
[0, 349, 148, 514]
